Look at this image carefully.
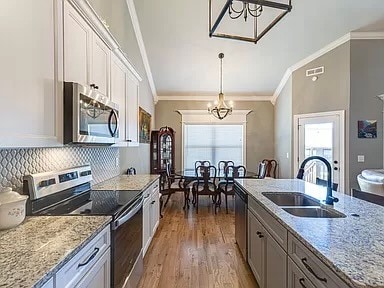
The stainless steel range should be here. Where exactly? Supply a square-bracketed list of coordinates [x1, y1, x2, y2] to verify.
[23, 165, 143, 288]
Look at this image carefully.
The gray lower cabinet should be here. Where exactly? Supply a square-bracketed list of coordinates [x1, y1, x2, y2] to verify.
[248, 208, 287, 288]
[247, 196, 350, 288]
[288, 258, 316, 288]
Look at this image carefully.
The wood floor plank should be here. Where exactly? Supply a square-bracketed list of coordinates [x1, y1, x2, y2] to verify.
[138, 194, 259, 288]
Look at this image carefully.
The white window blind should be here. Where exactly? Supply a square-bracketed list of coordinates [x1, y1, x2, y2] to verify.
[183, 124, 244, 170]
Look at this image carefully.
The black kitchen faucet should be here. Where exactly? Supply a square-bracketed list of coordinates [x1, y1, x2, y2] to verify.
[297, 156, 339, 205]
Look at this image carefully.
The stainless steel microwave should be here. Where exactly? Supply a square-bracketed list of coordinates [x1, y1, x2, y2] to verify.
[64, 82, 119, 145]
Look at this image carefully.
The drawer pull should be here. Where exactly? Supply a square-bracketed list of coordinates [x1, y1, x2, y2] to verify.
[301, 258, 327, 283]
[256, 231, 264, 238]
[77, 247, 99, 269]
[299, 278, 307, 288]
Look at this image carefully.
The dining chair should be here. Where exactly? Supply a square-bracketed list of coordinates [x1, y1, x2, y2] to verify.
[316, 177, 338, 191]
[160, 162, 184, 213]
[193, 165, 217, 214]
[351, 188, 384, 206]
[194, 160, 211, 170]
[218, 160, 235, 177]
[218, 165, 246, 213]
[262, 159, 277, 178]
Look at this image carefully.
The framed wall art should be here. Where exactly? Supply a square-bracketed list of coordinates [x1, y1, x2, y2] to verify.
[358, 120, 377, 139]
[139, 107, 151, 143]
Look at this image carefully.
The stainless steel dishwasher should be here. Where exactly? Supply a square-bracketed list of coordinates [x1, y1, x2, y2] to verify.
[235, 184, 248, 261]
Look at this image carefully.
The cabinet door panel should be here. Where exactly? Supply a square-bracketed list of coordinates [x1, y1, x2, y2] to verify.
[91, 34, 110, 97]
[0, 0, 58, 147]
[126, 71, 139, 146]
[150, 185, 160, 235]
[247, 210, 265, 288]
[143, 198, 151, 256]
[266, 230, 287, 288]
[75, 248, 111, 288]
[110, 55, 127, 143]
[63, 0, 90, 87]
[288, 258, 316, 288]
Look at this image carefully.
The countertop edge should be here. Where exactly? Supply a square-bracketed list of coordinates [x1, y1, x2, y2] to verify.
[139, 176, 160, 192]
[236, 182, 367, 288]
[32, 216, 112, 288]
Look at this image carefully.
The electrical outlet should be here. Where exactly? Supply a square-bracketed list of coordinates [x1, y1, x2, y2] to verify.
[115, 157, 119, 167]
[286, 152, 289, 159]
[357, 155, 365, 163]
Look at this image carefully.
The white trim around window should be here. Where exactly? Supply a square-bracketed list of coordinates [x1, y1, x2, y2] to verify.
[177, 110, 251, 170]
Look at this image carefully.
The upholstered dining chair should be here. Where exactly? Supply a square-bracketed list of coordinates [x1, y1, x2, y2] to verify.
[262, 159, 278, 178]
[217, 160, 235, 177]
[193, 165, 217, 214]
[218, 165, 246, 213]
[194, 160, 211, 170]
[160, 162, 184, 213]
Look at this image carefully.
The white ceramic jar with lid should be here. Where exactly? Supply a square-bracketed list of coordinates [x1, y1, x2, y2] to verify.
[0, 187, 28, 230]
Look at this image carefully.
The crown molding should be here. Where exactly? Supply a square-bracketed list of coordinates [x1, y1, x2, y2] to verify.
[157, 95, 272, 102]
[272, 31, 384, 105]
[125, 0, 158, 103]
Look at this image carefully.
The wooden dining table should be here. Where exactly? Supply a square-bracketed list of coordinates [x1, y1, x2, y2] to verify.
[174, 169, 258, 209]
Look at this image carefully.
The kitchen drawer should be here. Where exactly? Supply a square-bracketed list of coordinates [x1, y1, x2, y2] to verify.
[248, 197, 288, 251]
[56, 225, 110, 288]
[288, 258, 316, 288]
[288, 233, 349, 288]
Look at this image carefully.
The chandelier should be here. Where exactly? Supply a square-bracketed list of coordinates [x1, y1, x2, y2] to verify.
[208, 53, 233, 120]
[209, 0, 292, 44]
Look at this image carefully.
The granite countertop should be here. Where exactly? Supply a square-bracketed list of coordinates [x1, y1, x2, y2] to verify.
[236, 179, 384, 288]
[92, 174, 160, 191]
[0, 215, 111, 288]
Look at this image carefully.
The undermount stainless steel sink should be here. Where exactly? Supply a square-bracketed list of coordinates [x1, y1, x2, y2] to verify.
[262, 192, 320, 207]
[282, 207, 346, 218]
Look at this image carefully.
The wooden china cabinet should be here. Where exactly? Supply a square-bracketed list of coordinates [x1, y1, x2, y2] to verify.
[150, 126, 175, 175]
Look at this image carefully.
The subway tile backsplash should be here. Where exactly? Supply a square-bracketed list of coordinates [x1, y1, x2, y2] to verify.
[0, 147, 119, 191]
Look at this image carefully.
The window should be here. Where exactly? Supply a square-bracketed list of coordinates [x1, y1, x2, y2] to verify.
[183, 124, 244, 170]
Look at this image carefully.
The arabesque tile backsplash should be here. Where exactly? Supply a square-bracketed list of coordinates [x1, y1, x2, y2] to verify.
[0, 147, 119, 192]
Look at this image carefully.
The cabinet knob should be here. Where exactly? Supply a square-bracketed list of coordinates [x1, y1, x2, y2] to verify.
[151, 200, 156, 204]
[256, 231, 264, 238]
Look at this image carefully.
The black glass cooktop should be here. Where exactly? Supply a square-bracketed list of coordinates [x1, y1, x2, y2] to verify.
[29, 184, 142, 219]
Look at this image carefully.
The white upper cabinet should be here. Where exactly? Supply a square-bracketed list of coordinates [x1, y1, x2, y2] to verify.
[91, 34, 110, 98]
[126, 71, 139, 146]
[63, 0, 91, 87]
[0, 0, 60, 147]
[110, 54, 127, 143]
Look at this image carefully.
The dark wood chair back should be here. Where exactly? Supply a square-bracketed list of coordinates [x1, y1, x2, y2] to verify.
[257, 162, 267, 179]
[351, 188, 384, 206]
[262, 159, 277, 178]
[315, 177, 338, 191]
[195, 160, 211, 170]
[218, 160, 235, 176]
[225, 165, 247, 180]
[195, 165, 217, 193]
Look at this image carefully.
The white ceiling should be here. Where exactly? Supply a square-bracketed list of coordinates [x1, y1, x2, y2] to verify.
[133, 0, 384, 98]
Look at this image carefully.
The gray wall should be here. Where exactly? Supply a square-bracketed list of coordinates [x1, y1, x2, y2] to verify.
[87, 0, 155, 173]
[274, 76, 292, 178]
[349, 40, 384, 189]
[292, 42, 351, 191]
[155, 101, 274, 171]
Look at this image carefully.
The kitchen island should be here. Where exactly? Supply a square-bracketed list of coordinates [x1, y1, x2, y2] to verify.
[236, 178, 384, 288]
[0, 215, 111, 287]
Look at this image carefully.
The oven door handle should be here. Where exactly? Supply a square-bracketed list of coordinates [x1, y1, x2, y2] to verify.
[112, 197, 143, 230]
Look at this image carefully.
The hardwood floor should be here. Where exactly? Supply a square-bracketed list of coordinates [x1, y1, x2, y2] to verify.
[138, 193, 258, 288]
